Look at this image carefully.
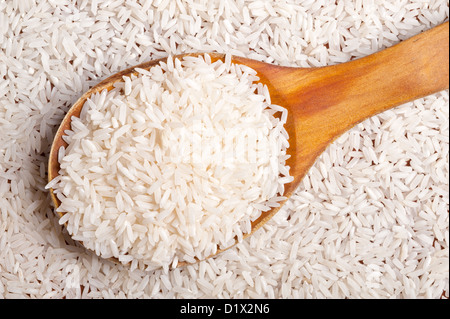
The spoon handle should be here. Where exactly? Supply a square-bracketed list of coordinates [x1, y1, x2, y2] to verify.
[289, 21, 449, 156]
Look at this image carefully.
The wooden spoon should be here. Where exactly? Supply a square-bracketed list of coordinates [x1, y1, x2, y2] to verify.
[48, 22, 449, 266]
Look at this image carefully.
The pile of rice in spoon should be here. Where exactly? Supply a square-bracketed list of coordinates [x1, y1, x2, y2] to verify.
[48, 54, 292, 270]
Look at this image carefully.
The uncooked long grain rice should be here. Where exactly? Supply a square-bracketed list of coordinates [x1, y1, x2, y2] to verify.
[50, 54, 291, 269]
[0, 0, 448, 299]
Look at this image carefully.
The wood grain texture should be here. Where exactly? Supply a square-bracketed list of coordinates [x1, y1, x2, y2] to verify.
[234, 21, 449, 241]
[48, 22, 449, 266]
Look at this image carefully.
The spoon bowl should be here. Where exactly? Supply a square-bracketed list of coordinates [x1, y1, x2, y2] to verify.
[48, 22, 449, 266]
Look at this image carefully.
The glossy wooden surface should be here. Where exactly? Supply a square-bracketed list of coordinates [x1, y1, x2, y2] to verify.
[48, 22, 449, 265]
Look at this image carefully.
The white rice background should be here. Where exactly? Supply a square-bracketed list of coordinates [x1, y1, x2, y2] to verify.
[0, 0, 448, 299]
